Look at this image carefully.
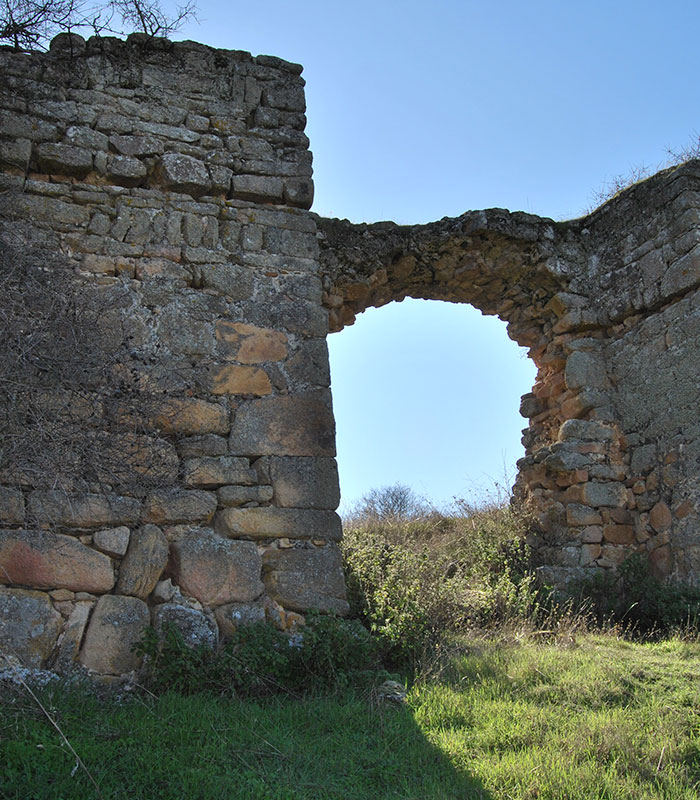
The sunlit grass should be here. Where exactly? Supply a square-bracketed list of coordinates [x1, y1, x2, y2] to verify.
[3, 633, 700, 800]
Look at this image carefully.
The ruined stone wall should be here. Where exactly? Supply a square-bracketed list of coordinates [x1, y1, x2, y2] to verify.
[319, 162, 700, 589]
[0, 34, 346, 677]
[1, 33, 700, 679]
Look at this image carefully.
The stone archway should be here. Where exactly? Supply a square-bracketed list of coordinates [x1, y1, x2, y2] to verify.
[316, 163, 700, 586]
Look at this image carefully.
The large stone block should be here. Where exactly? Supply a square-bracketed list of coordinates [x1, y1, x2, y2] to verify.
[209, 364, 272, 396]
[0, 529, 115, 592]
[0, 587, 62, 668]
[142, 488, 217, 525]
[215, 321, 288, 363]
[151, 398, 230, 436]
[157, 153, 211, 195]
[170, 530, 263, 606]
[217, 485, 274, 507]
[215, 507, 342, 541]
[79, 594, 150, 675]
[270, 457, 340, 509]
[93, 527, 130, 557]
[232, 174, 283, 203]
[183, 456, 257, 489]
[35, 143, 93, 176]
[116, 524, 169, 599]
[262, 545, 349, 615]
[582, 482, 627, 508]
[229, 390, 336, 456]
[27, 492, 141, 528]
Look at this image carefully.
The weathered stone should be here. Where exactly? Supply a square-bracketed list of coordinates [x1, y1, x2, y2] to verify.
[580, 543, 602, 565]
[564, 351, 609, 391]
[116, 524, 169, 599]
[215, 507, 342, 541]
[262, 545, 349, 615]
[154, 603, 218, 649]
[51, 600, 93, 671]
[142, 489, 217, 525]
[35, 143, 93, 176]
[157, 153, 211, 195]
[649, 501, 672, 533]
[106, 155, 147, 185]
[210, 364, 272, 396]
[0, 587, 62, 668]
[199, 264, 254, 300]
[229, 391, 336, 456]
[178, 435, 228, 458]
[152, 578, 177, 603]
[217, 485, 274, 507]
[27, 492, 141, 528]
[232, 174, 283, 203]
[566, 504, 603, 526]
[0, 529, 115, 592]
[0, 138, 31, 170]
[0, 487, 24, 524]
[602, 524, 635, 545]
[170, 531, 263, 606]
[93, 526, 130, 557]
[152, 398, 230, 436]
[215, 321, 288, 363]
[559, 420, 615, 442]
[183, 456, 256, 488]
[582, 482, 627, 508]
[270, 457, 340, 509]
[283, 177, 314, 208]
[214, 600, 266, 638]
[110, 134, 164, 156]
[79, 594, 149, 675]
[580, 525, 603, 543]
[65, 125, 108, 150]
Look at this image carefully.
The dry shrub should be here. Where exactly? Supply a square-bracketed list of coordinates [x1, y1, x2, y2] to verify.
[0, 205, 177, 498]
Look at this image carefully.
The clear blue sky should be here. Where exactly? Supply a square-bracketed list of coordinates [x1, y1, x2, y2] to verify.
[178, 1, 700, 511]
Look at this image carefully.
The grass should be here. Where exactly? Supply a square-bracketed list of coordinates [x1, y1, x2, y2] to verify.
[3, 632, 700, 800]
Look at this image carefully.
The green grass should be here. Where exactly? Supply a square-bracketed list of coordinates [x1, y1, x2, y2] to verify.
[3, 633, 700, 800]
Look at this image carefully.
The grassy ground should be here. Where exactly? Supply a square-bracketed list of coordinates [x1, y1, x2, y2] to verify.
[2, 633, 700, 800]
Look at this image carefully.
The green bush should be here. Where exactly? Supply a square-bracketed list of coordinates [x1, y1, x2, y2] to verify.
[134, 612, 382, 697]
[575, 553, 700, 635]
[341, 497, 538, 665]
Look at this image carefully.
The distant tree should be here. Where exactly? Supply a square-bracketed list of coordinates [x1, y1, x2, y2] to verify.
[0, 0, 197, 50]
[354, 483, 429, 522]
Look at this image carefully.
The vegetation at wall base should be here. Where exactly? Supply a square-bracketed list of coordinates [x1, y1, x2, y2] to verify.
[134, 613, 387, 698]
[341, 488, 542, 667]
[4, 632, 700, 799]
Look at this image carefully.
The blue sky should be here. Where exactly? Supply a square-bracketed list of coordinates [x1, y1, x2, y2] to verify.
[179, 1, 700, 510]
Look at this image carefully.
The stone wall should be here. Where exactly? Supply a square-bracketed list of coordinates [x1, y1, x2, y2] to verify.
[1, 33, 699, 678]
[0, 34, 346, 677]
[318, 162, 700, 588]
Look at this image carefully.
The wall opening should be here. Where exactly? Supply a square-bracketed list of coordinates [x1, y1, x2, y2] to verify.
[328, 298, 537, 513]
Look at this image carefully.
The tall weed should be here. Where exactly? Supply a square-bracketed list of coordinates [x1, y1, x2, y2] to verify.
[341, 496, 539, 665]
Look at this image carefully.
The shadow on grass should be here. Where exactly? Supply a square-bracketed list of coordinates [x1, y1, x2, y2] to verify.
[0, 682, 492, 800]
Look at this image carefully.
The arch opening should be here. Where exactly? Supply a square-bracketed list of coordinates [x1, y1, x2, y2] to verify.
[328, 298, 537, 513]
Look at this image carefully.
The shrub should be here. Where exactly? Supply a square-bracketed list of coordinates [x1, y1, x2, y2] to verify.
[341, 496, 538, 665]
[134, 613, 382, 697]
[574, 553, 700, 635]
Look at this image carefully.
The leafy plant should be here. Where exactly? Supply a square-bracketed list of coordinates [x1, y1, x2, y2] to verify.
[341, 495, 538, 666]
[574, 553, 700, 635]
[134, 614, 382, 697]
